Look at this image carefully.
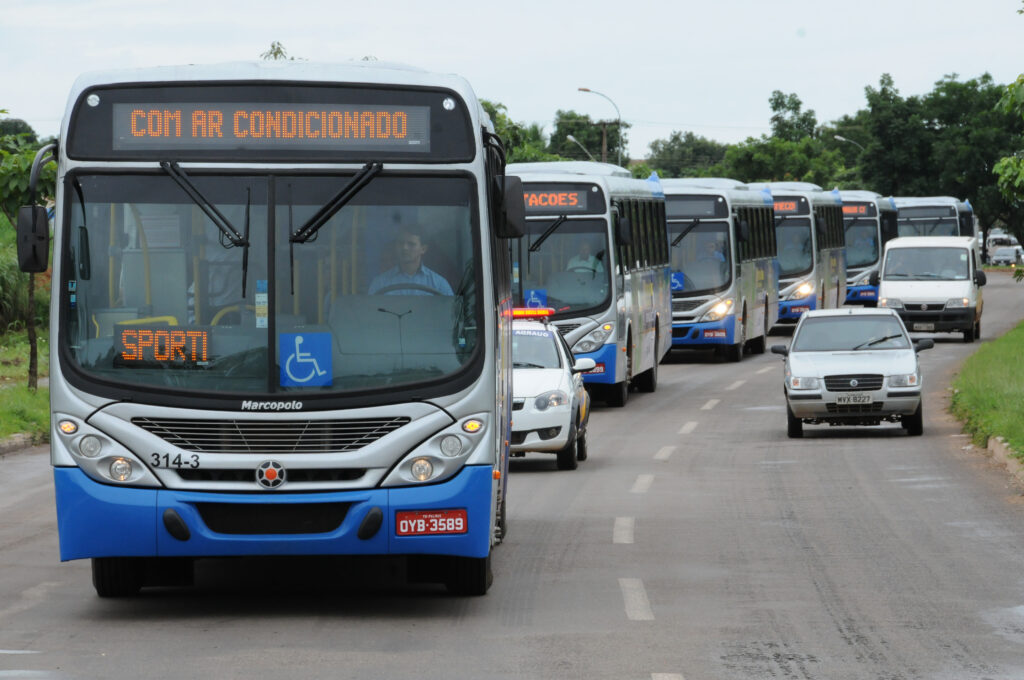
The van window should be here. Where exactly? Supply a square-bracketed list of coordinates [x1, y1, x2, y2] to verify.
[883, 247, 970, 281]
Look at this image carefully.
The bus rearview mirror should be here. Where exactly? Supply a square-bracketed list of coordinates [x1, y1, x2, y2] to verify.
[499, 175, 526, 239]
[16, 205, 50, 273]
[868, 271, 880, 287]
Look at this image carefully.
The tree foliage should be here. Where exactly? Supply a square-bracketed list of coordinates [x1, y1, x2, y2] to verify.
[549, 109, 628, 164]
[646, 131, 727, 178]
[769, 91, 818, 142]
[480, 100, 562, 163]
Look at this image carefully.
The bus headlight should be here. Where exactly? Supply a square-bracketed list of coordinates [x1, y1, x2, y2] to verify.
[534, 390, 569, 411]
[787, 281, 814, 300]
[109, 458, 133, 482]
[945, 297, 970, 308]
[889, 373, 919, 387]
[787, 376, 820, 390]
[700, 298, 734, 322]
[439, 435, 464, 457]
[573, 323, 614, 354]
[78, 435, 103, 458]
[410, 458, 434, 481]
[879, 298, 903, 309]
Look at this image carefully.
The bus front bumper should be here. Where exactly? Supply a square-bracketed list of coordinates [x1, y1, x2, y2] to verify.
[579, 343, 620, 385]
[670, 316, 735, 347]
[53, 465, 493, 562]
[777, 295, 818, 323]
[845, 285, 878, 304]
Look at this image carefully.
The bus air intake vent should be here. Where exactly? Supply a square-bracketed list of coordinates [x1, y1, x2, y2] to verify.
[194, 502, 349, 535]
[554, 323, 581, 336]
[132, 417, 410, 454]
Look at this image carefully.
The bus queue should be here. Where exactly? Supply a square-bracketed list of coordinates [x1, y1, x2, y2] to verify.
[13, 59, 991, 599]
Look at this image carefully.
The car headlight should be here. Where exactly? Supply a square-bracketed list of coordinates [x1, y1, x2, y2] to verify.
[945, 297, 970, 309]
[879, 297, 903, 309]
[889, 373, 919, 388]
[786, 376, 821, 390]
[573, 323, 614, 354]
[535, 390, 569, 411]
[700, 298, 734, 322]
[786, 281, 814, 300]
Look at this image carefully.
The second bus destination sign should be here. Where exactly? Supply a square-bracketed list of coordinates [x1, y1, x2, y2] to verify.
[112, 103, 431, 152]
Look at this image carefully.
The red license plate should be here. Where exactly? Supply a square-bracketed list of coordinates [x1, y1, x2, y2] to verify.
[703, 329, 726, 338]
[396, 509, 468, 536]
[587, 363, 605, 374]
[791, 306, 810, 313]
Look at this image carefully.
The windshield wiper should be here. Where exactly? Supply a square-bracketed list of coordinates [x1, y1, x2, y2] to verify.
[670, 219, 700, 247]
[513, 362, 548, 369]
[290, 162, 383, 244]
[852, 334, 904, 350]
[528, 215, 568, 253]
[159, 161, 251, 296]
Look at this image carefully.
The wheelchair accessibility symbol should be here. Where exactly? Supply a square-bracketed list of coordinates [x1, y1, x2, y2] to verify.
[280, 333, 332, 387]
[524, 289, 547, 308]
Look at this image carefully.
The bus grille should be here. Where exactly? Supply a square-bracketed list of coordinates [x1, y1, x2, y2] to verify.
[176, 468, 367, 483]
[554, 323, 581, 336]
[132, 417, 410, 454]
[672, 299, 704, 312]
[823, 374, 884, 392]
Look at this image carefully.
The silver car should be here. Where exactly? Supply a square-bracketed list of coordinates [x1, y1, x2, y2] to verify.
[771, 308, 933, 438]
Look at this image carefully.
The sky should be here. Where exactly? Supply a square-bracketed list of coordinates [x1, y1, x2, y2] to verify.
[3, 0, 1023, 160]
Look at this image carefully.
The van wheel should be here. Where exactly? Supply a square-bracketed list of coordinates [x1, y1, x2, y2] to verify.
[975, 320, 981, 339]
[786, 405, 803, 439]
[92, 557, 145, 598]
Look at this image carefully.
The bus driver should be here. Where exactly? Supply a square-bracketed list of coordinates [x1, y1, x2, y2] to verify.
[369, 224, 454, 296]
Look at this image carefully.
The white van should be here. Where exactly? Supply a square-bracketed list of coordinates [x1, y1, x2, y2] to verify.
[871, 236, 986, 342]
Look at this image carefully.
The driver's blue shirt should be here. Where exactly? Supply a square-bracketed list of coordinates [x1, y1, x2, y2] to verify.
[369, 265, 453, 296]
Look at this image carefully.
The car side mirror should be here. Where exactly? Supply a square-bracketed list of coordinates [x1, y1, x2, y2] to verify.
[770, 344, 789, 356]
[572, 357, 596, 373]
[868, 270, 880, 287]
[974, 270, 987, 286]
[913, 338, 934, 352]
[17, 205, 50, 273]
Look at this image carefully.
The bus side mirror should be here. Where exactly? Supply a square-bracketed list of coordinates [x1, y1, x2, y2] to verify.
[616, 214, 633, 245]
[497, 175, 525, 239]
[869, 271, 880, 287]
[974, 270, 987, 286]
[16, 205, 50, 273]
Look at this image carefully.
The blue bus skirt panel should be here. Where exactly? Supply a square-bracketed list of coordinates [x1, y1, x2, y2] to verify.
[670, 315, 735, 347]
[579, 342, 620, 385]
[54, 465, 493, 562]
[778, 294, 818, 322]
[846, 284, 878, 304]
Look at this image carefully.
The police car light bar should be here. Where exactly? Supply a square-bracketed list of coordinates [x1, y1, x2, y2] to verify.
[512, 307, 555, 318]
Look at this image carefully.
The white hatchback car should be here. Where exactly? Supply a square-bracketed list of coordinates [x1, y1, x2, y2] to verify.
[511, 318, 595, 470]
[771, 308, 933, 438]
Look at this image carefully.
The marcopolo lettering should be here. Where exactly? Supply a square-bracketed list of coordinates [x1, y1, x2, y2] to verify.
[241, 400, 304, 411]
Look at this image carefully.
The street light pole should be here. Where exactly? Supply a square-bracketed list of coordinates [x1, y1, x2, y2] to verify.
[834, 134, 865, 152]
[578, 87, 621, 166]
[566, 134, 596, 162]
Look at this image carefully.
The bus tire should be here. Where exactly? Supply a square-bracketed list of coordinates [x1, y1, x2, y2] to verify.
[92, 557, 145, 597]
[445, 553, 492, 596]
[606, 380, 629, 407]
[786, 405, 803, 439]
[727, 312, 745, 362]
[556, 426, 579, 470]
[635, 353, 658, 393]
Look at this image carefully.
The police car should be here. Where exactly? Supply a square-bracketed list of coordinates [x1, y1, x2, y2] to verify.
[511, 309, 595, 470]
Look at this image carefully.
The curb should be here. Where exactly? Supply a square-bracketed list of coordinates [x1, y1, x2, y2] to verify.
[0, 433, 35, 456]
[986, 436, 1024, 486]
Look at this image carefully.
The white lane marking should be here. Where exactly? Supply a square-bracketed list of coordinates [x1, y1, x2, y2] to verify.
[0, 673, 59, 678]
[654, 445, 676, 461]
[619, 577, 655, 621]
[678, 421, 698, 435]
[756, 365, 775, 374]
[700, 399, 720, 410]
[0, 651, 40, 655]
[652, 675, 686, 680]
[631, 474, 654, 494]
[613, 517, 635, 544]
[726, 379, 746, 391]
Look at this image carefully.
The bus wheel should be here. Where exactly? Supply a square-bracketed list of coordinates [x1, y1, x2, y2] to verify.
[635, 353, 658, 393]
[92, 557, 145, 597]
[445, 553, 493, 596]
[606, 380, 629, 407]
[727, 319, 745, 362]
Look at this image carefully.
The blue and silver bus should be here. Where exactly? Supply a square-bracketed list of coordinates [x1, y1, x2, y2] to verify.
[16, 62, 526, 596]
[507, 162, 671, 407]
[661, 178, 778, 361]
[893, 196, 979, 252]
[840, 190, 898, 306]
[749, 182, 846, 325]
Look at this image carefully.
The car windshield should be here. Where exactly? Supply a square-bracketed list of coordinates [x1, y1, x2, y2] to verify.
[792, 315, 911, 352]
[844, 219, 879, 268]
[513, 218, 611, 315]
[512, 328, 561, 369]
[776, 219, 813, 277]
[993, 247, 1017, 257]
[668, 220, 731, 294]
[883, 247, 969, 281]
[62, 172, 480, 399]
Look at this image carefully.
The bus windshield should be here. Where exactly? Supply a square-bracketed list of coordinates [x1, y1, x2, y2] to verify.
[776, 219, 813, 278]
[63, 172, 479, 397]
[668, 220, 731, 294]
[898, 218, 958, 237]
[515, 218, 610, 314]
[844, 218, 879, 268]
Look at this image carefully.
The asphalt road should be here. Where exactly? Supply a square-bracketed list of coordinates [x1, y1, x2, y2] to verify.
[2, 273, 1024, 679]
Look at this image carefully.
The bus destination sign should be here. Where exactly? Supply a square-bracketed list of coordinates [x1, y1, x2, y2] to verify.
[842, 202, 878, 217]
[521, 183, 604, 215]
[113, 103, 431, 152]
[773, 196, 810, 215]
[114, 326, 211, 369]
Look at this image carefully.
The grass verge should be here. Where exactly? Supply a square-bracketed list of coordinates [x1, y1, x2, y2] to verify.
[0, 328, 49, 385]
[0, 385, 49, 442]
[951, 320, 1024, 458]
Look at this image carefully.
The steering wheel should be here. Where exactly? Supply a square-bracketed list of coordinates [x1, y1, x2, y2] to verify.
[373, 283, 445, 295]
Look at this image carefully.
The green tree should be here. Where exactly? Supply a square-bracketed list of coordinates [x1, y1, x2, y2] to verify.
[480, 100, 562, 163]
[710, 135, 844, 186]
[859, 74, 934, 196]
[549, 109, 628, 165]
[769, 91, 818, 142]
[260, 41, 301, 61]
[0, 118, 37, 145]
[646, 131, 727, 178]
[994, 74, 1024, 206]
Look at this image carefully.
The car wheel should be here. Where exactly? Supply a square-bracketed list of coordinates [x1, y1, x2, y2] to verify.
[557, 428, 579, 470]
[902, 402, 924, 436]
[975, 319, 981, 339]
[963, 324, 976, 342]
[576, 427, 588, 462]
[786, 405, 803, 439]
[92, 557, 145, 598]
